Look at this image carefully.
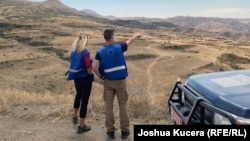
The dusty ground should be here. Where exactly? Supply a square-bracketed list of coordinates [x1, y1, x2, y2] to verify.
[0, 117, 134, 141]
[1, 1, 250, 141]
[1, 15, 250, 141]
[0, 113, 171, 141]
[1, 43, 250, 141]
[1, 33, 250, 141]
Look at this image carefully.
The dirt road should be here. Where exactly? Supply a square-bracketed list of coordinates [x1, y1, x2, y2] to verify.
[0, 117, 135, 141]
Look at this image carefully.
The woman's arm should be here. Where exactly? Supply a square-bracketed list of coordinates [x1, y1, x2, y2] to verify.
[84, 53, 93, 75]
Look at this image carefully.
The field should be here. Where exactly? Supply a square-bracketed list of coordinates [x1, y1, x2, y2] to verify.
[0, 0, 250, 140]
[2, 20, 250, 121]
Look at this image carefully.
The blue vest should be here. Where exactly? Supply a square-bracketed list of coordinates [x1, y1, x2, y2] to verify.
[98, 44, 128, 80]
[67, 49, 89, 80]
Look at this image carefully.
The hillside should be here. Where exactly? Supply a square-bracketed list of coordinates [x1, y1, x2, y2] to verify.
[0, 1, 250, 140]
[3, 0, 249, 41]
[1, 0, 250, 118]
[83, 9, 250, 42]
[166, 16, 250, 33]
[1, 0, 85, 18]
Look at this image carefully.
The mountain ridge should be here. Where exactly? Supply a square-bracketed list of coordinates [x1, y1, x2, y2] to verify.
[1, 0, 249, 41]
[82, 9, 250, 41]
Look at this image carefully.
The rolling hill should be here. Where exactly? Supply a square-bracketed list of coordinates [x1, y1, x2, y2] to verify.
[0, 2, 250, 140]
[82, 9, 250, 42]
[1, 0, 250, 105]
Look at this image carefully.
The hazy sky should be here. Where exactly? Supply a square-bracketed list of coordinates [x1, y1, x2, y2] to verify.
[30, 0, 250, 19]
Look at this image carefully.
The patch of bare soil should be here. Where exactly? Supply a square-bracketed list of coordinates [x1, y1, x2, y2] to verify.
[0, 117, 114, 141]
[0, 115, 134, 141]
[0, 105, 170, 141]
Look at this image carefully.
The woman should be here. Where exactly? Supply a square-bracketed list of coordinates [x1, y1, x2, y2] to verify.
[67, 33, 94, 134]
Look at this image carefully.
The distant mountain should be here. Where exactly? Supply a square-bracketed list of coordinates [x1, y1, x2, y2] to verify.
[1, 0, 89, 18]
[166, 16, 250, 33]
[1, 0, 249, 41]
[82, 9, 250, 35]
[31, 0, 86, 16]
[81, 9, 124, 20]
[81, 9, 163, 21]
[81, 9, 104, 18]
[81, 9, 177, 29]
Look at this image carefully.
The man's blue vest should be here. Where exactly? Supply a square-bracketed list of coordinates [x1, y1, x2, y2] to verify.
[67, 49, 89, 80]
[98, 44, 128, 80]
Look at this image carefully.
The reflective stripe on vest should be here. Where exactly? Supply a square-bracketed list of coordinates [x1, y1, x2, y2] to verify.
[104, 65, 126, 73]
[69, 68, 85, 73]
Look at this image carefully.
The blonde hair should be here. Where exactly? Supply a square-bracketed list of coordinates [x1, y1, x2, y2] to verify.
[71, 33, 88, 52]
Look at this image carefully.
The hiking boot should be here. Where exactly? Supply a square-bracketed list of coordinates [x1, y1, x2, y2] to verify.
[72, 116, 78, 124]
[106, 131, 115, 139]
[121, 131, 130, 139]
[77, 125, 91, 134]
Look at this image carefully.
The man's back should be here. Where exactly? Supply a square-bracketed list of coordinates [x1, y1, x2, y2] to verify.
[92, 29, 141, 139]
[97, 44, 127, 80]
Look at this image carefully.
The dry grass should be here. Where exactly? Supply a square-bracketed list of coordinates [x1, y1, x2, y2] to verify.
[0, 81, 164, 123]
[0, 88, 66, 110]
[1, 29, 250, 124]
[3, 34, 248, 122]
[0, 88, 72, 120]
[1, 2, 250, 125]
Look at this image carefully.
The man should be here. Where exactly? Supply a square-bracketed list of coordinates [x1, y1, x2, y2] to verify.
[92, 29, 141, 139]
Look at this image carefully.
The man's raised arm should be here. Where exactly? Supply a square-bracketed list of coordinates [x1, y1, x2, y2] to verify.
[125, 33, 141, 46]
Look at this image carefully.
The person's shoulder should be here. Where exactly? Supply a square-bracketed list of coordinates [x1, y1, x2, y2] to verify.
[98, 44, 106, 48]
[113, 43, 124, 47]
[98, 46, 104, 50]
[97, 46, 105, 52]
[120, 42, 127, 46]
[120, 43, 127, 48]
[83, 49, 89, 53]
